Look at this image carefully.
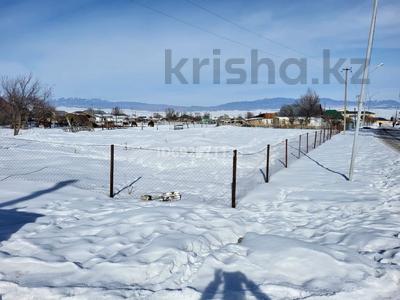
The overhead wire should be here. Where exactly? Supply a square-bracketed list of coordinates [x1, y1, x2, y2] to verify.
[183, 0, 312, 58]
[129, 0, 284, 58]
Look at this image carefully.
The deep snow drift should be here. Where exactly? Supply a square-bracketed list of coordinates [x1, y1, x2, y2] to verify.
[0, 127, 399, 299]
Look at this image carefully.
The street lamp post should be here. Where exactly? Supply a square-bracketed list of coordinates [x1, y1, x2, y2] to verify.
[349, 0, 379, 181]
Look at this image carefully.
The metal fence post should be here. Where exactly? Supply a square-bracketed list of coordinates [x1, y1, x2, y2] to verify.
[306, 133, 309, 153]
[110, 144, 114, 198]
[298, 134, 301, 158]
[314, 131, 317, 149]
[265, 144, 270, 183]
[285, 139, 288, 168]
[231, 149, 237, 208]
[319, 130, 322, 145]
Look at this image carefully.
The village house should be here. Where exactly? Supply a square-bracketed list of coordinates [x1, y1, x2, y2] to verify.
[294, 116, 323, 128]
[246, 113, 276, 127]
[274, 116, 290, 127]
[372, 117, 392, 127]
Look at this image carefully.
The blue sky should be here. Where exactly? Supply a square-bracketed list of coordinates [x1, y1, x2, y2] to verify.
[0, 0, 399, 105]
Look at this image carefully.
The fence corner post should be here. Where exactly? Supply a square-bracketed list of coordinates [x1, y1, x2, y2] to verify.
[110, 144, 114, 198]
[265, 144, 270, 183]
[285, 139, 288, 168]
[231, 149, 237, 208]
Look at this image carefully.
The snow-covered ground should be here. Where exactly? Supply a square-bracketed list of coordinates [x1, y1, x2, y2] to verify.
[0, 125, 308, 152]
[0, 126, 315, 203]
[0, 127, 399, 299]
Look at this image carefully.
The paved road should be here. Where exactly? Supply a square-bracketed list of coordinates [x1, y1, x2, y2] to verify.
[372, 128, 400, 152]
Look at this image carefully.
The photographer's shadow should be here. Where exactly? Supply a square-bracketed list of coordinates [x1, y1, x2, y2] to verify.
[201, 269, 270, 300]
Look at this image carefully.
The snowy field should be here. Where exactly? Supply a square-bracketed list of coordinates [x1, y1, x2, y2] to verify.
[0, 125, 307, 151]
[0, 126, 315, 203]
[0, 127, 399, 299]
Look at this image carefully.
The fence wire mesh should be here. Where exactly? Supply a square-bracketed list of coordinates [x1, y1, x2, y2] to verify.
[0, 137, 109, 192]
[236, 147, 267, 200]
[0, 128, 339, 206]
[113, 145, 232, 203]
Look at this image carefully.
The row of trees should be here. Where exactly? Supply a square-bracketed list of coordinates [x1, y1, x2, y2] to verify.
[165, 108, 210, 122]
[0, 74, 54, 135]
[279, 89, 322, 125]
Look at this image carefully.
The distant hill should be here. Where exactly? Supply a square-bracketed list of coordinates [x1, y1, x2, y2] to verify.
[50, 97, 400, 112]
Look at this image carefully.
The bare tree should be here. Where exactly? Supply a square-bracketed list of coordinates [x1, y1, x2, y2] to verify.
[111, 106, 123, 116]
[30, 98, 55, 127]
[279, 104, 298, 125]
[1, 74, 52, 135]
[153, 112, 162, 119]
[165, 108, 178, 121]
[297, 89, 322, 124]
[0, 96, 12, 125]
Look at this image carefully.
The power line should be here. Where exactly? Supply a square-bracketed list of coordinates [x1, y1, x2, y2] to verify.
[183, 0, 311, 58]
[129, 0, 284, 58]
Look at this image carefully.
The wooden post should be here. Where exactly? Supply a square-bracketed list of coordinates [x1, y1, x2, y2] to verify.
[314, 131, 317, 149]
[110, 144, 114, 198]
[265, 144, 270, 183]
[298, 134, 301, 158]
[285, 139, 288, 168]
[306, 133, 309, 153]
[231, 149, 237, 208]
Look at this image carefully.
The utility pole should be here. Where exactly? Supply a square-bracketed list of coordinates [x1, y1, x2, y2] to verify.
[394, 92, 399, 127]
[362, 95, 371, 127]
[342, 67, 352, 134]
[349, 0, 379, 181]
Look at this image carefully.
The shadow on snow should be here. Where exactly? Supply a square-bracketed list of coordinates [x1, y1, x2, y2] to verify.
[0, 209, 43, 243]
[0, 179, 77, 243]
[201, 270, 271, 300]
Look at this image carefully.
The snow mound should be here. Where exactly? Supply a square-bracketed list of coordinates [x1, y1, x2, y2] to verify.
[191, 233, 399, 299]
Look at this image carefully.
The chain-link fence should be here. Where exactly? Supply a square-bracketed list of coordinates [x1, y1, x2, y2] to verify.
[0, 137, 109, 192]
[112, 145, 232, 204]
[1, 128, 339, 207]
